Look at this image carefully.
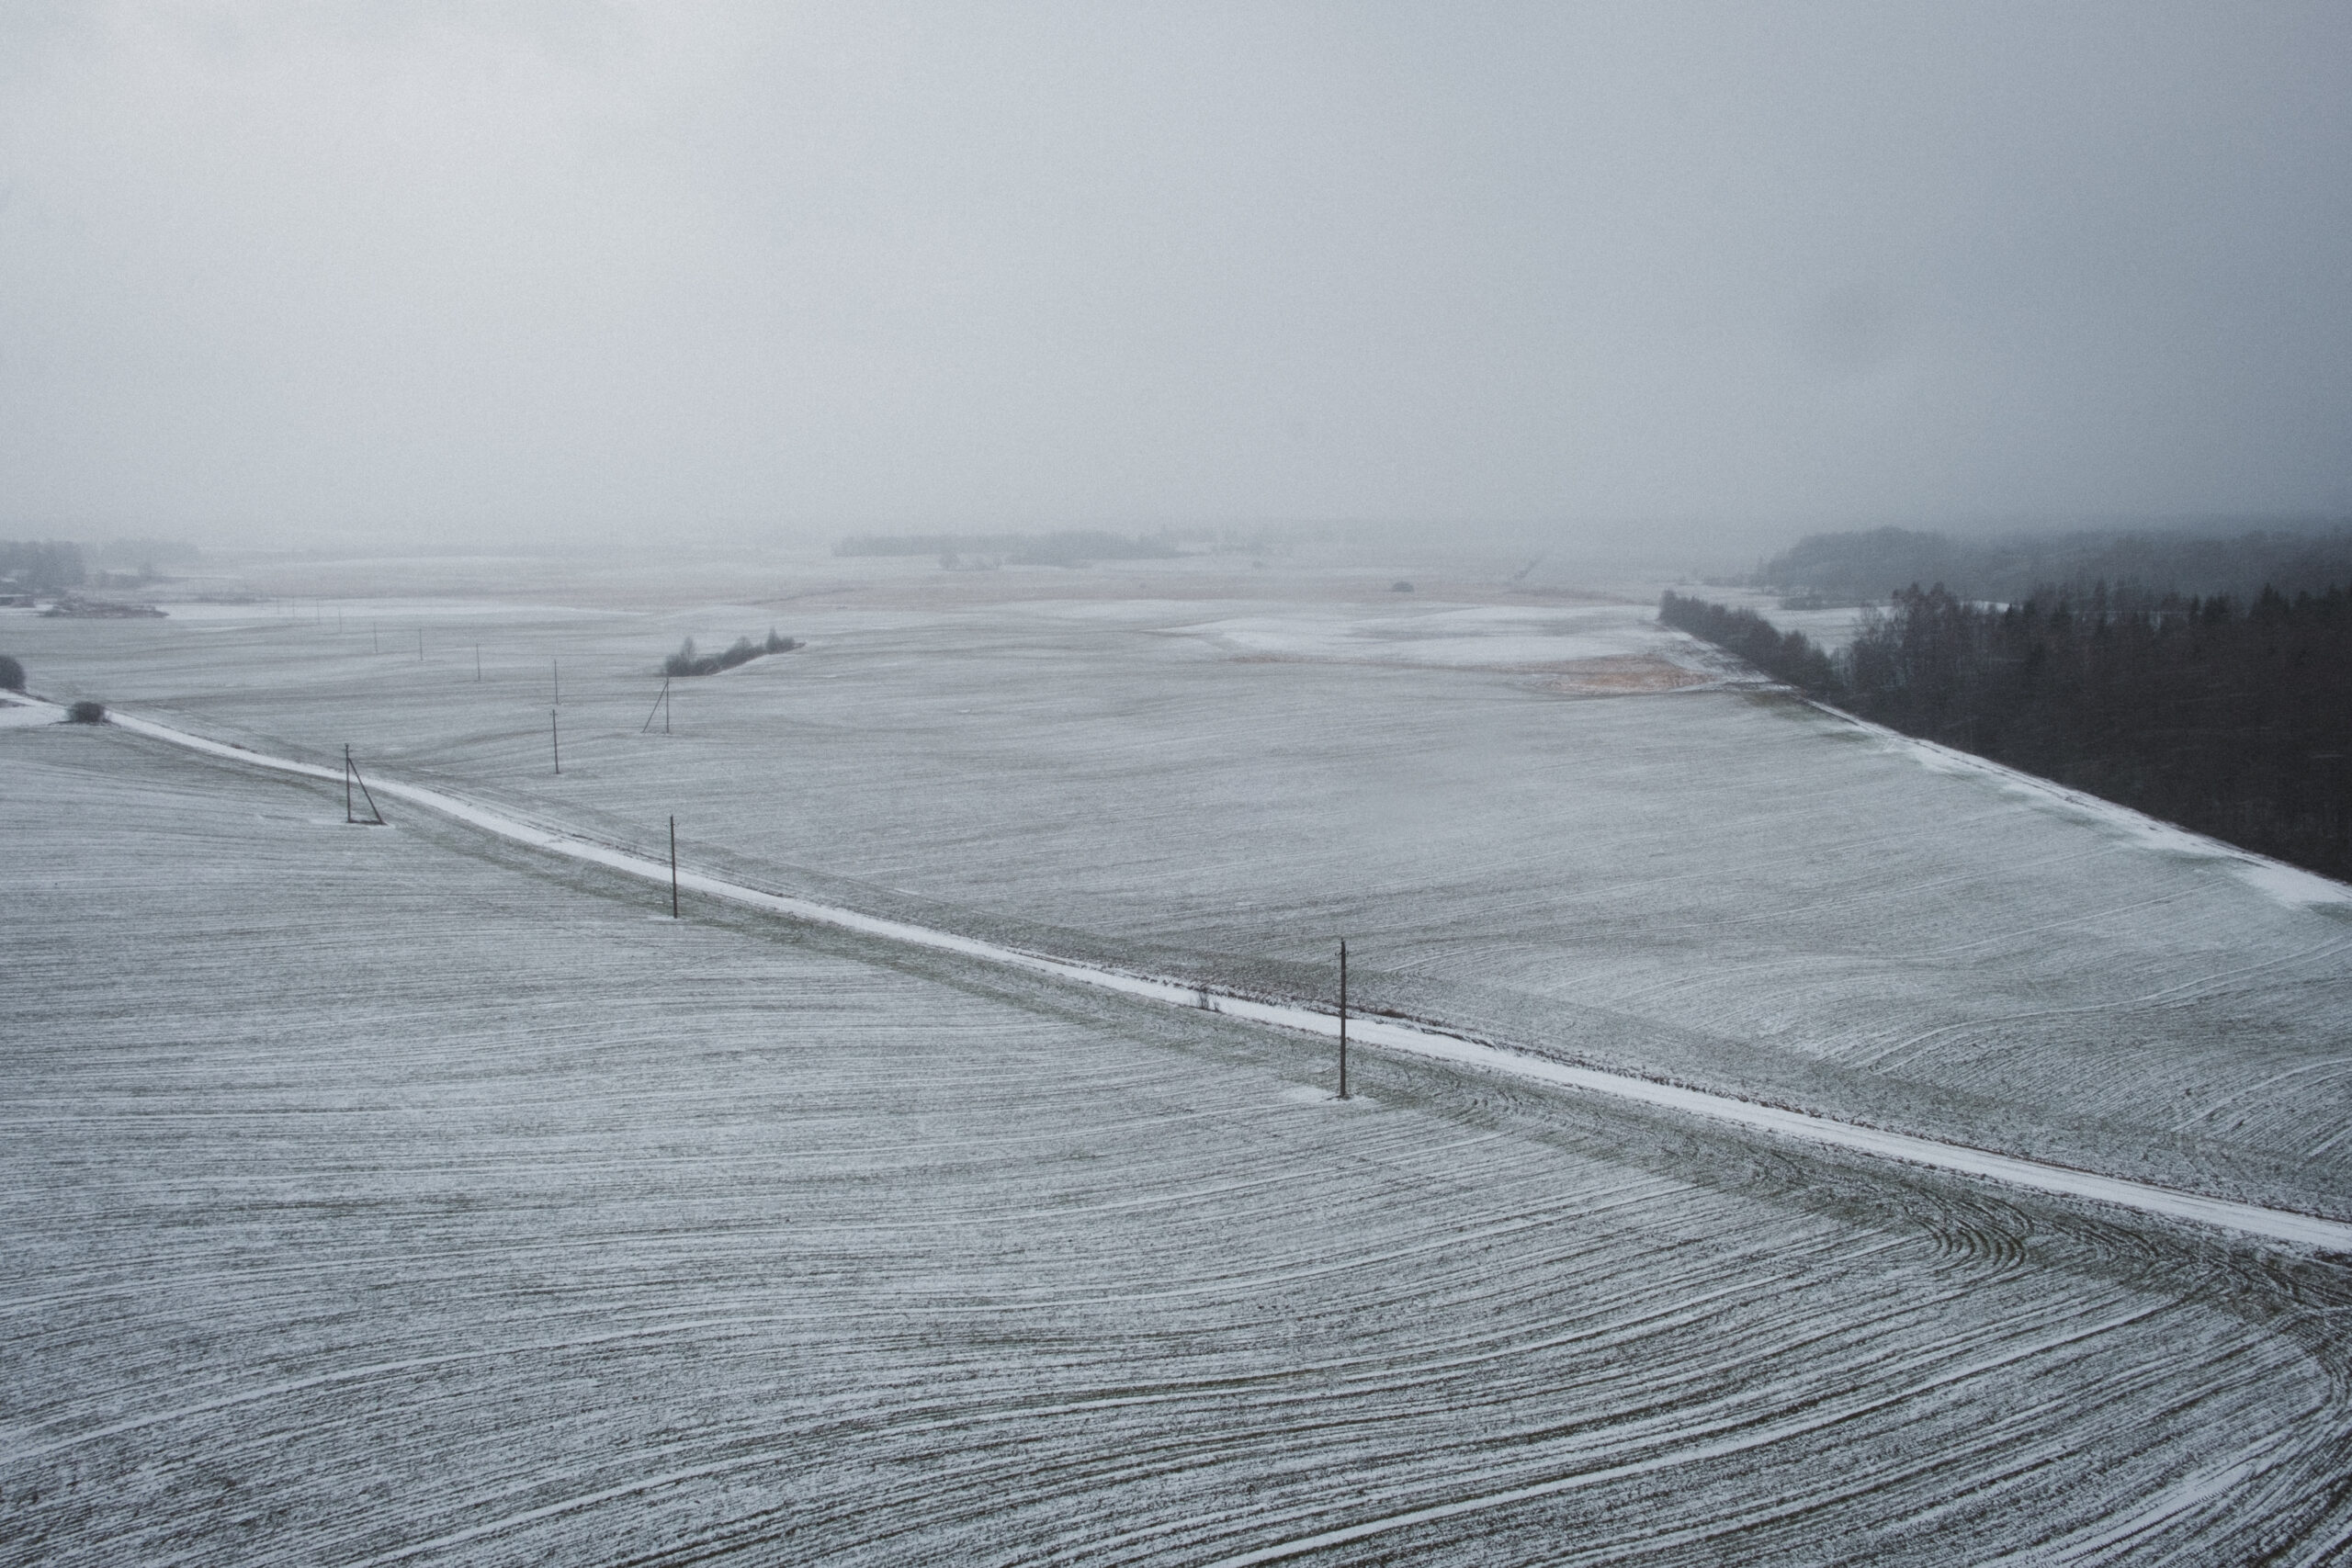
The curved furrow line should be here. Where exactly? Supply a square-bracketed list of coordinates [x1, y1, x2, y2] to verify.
[6, 1180, 1901, 1472]
[1183, 1301, 2176, 1567]
[328, 1279, 2131, 1566]
[1855, 931, 2352, 1075]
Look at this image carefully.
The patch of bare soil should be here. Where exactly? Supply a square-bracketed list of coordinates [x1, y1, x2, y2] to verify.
[1531, 655, 1717, 694]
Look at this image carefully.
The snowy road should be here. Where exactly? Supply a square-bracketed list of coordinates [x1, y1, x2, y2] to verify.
[63, 695, 2352, 1255]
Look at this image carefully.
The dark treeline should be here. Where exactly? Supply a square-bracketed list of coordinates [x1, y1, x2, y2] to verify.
[664, 629, 800, 678]
[1844, 583, 2352, 879]
[1657, 592, 1837, 694]
[0, 540, 86, 592]
[1663, 584, 2352, 881]
[1758, 524, 2352, 606]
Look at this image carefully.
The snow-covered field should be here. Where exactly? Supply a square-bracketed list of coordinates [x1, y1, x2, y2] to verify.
[7, 721, 2352, 1564]
[61, 694, 2347, 1252]
[9, 568, 2347, 1224]
[6, 557, 2352, 1558]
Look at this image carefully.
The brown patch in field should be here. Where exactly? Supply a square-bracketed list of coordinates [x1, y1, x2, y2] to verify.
[1532, 656, 1716, 694]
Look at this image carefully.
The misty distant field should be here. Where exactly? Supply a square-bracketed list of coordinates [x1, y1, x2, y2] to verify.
[10, 567, 2350, 1227]
[6, 716, 2352, 1565]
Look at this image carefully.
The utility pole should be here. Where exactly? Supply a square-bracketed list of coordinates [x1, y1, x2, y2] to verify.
[1339, 940, 1350, 1100]
[641, 677, 673, 735]
[343, 746, 384, 825]
[670, 816, 680, 918]
[551, 709, 560, 774]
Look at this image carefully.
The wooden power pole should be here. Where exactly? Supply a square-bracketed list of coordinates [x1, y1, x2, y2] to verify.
[1339, 940, 1350, 1100]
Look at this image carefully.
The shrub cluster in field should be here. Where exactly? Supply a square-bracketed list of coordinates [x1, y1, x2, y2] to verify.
[0, 654, 23, 691]
[1664, 582, 2352, 881]
[663, 629, 799, 678]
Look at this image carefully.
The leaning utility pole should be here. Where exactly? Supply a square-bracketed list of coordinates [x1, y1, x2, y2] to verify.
[640, 677, 673, 735]
[343, 745, 385, 826]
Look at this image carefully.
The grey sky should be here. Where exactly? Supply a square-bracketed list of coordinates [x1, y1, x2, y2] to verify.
[2, 2, 2346, 548]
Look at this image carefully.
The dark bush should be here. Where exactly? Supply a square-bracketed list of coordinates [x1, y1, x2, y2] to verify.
[65, 700, 106, 724]
[0, 654, 22, 691]
[663, 630, 801, 678]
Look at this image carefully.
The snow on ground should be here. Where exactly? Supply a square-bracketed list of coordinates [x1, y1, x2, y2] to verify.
[8, 581, 2352, 1234]
[1825, 704, 2352, 911]
[0, 696, 60, 728]
[99, 700, 2352, 1253]
[1168, 602, 1692, 671]
[6, 728, 2350, 1564]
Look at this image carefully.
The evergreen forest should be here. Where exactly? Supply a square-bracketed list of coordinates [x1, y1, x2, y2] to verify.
[1662, 585, 2352, 882]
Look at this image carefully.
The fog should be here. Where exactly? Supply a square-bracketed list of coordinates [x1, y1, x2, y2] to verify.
[2, 2, 2346, 554]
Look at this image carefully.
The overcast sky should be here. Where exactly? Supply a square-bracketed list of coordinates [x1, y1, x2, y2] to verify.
[2, 2, 2346, 549]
